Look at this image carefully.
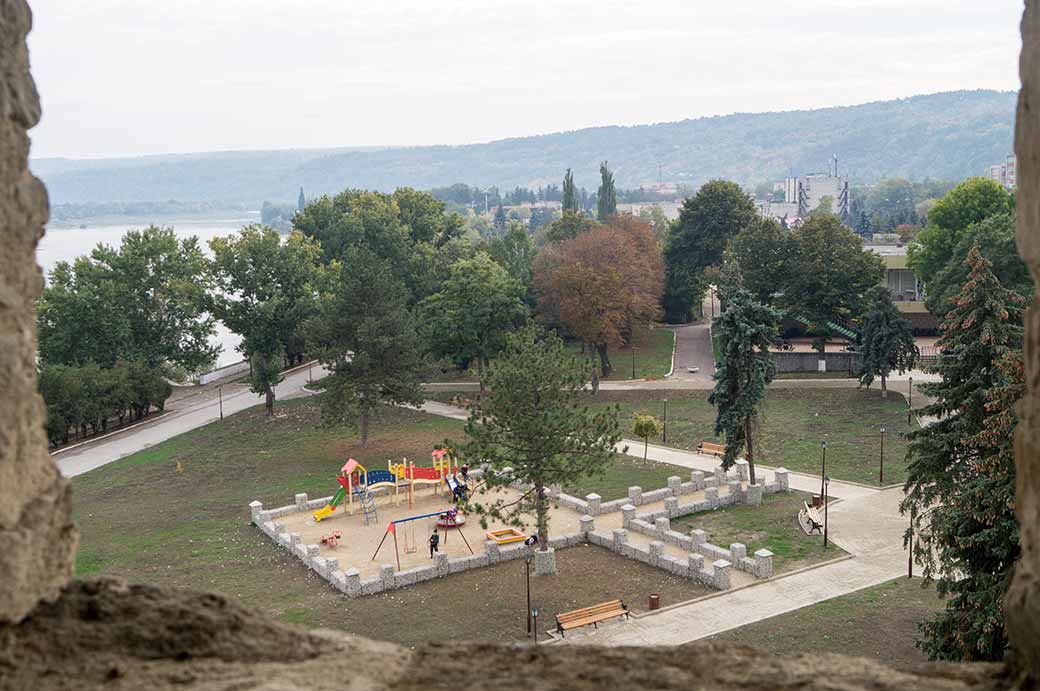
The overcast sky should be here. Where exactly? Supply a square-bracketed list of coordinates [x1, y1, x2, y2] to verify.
[28, 1, 1022, 160]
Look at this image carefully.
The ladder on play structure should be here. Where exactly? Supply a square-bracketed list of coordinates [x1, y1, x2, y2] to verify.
[354, 486, 378, 526]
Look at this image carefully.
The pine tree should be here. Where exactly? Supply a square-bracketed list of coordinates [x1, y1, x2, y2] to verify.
[858, 286, 918, 397]
[708, 289, 781, 484]
[562, 169, 578, 211]
[493, 204, 507, 233]
[297, 186, 306, 213]
[902, 245, 1024, 661]
[597, 161, 617, 220]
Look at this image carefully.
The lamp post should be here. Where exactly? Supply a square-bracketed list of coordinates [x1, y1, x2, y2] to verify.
[908, 507, 915, 579]
[662, 399, 668, 444]
[631, 345, 636, 380]
[823, 476, 830, 548]
[819, 441, 827, 502]
[710, 286, 716, 319]
[907, 376, 913, 427]
[218, 384, 224, 420]
[524, 554, 532, 635]
[531, 606, 540, 644]
[879, 426, 886, 485]
[308, 362, 313, 384]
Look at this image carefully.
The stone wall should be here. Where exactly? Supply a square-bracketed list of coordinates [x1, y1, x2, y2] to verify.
[1010, 0, 1040, 677]
[0, 0, 77, 623]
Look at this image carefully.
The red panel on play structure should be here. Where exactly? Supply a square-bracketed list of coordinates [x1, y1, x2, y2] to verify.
[336, 476, 351, 490]
[405, 466, 444, 481]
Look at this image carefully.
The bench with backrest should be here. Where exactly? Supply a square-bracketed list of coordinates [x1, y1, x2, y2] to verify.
[801, 501, 823, 534]
[697, 441, 725, 458]
[555, 599, 630, 636]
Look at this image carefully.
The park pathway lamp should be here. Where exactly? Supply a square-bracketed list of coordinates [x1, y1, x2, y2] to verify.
[531, 607, 540, 644]
[819, 441, 827, 501]
[631, 345, 637, 379]
[524, 553, 533, 635]
[823, 476, 831, 547]
[879, 427, 886, 485]
[908, 507, 915, 579]
[662, 399, 668, 444]
[218, 384, 224, 420]
[907, 376, 914, 427]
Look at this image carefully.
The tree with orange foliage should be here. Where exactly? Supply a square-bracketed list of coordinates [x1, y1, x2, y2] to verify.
[534, 215, 663, 377]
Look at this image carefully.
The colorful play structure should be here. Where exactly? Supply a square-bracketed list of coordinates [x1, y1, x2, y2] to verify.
[313, 451, 470, 524]
[371, 508, 474, 570]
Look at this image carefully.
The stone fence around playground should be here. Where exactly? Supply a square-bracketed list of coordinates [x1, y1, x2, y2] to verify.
[249, 463, 789, 600]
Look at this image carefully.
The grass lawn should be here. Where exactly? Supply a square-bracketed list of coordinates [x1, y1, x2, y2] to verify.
[564, 453, 694, 502]
[71, 397, 703, 641]
[710, 577, 944, 671]
[564, 327, 675, 381]
[670, 490, 845, 573]
[588, 388, 918, 486]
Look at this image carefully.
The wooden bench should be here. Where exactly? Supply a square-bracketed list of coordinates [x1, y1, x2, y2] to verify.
[697, 441, 726, 458]
[555, 599, 630, 637]
[801, 501, 823, 534]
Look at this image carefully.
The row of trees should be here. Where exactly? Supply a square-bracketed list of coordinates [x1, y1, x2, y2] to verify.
[39, 360, 171, 446]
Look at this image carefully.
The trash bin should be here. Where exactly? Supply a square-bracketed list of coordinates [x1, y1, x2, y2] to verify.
[649, 593, 661, 610]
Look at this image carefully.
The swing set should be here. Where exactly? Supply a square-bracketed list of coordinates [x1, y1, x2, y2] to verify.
[371, 509, 474, 570]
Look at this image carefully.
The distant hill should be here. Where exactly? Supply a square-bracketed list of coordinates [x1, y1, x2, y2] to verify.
[34, 90, 1016, 206]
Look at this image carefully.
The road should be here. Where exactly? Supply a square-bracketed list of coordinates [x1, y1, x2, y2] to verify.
[54, 363, 328, 478]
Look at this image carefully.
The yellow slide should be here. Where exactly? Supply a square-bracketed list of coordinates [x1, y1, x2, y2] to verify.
[313, 504, 336, 522]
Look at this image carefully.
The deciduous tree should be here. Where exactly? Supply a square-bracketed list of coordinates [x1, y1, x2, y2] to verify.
[535, 216, 663, 377]
[664, 180, 756, 321]
[420, 252, 527, 393]
[209, 225, 321, 416]
[633, 413, 662, 461]
[722, 216, 790, 305]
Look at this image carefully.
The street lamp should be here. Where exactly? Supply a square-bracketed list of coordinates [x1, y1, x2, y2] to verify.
[823, 476, 831, 548]
[907, 376, 913, 427]
[218, 384, 224, 420]
[819, 441, 827, 501]
[631, 345, 637, 379]
[908, 507, 915, 579]
[524, 553, 533, 635]
[531, 606, 540, 644]
[662, 399, 668, 444]
[879, 427, 886, 485]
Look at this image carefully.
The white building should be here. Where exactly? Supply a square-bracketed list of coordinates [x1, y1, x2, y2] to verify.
[989, 154, 1017, 190]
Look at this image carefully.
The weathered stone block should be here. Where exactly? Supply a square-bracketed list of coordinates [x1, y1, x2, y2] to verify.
[705, 487, 719, 505]
[654, 516, 670, 534]
[690, 528, 707, 546]
[704, 477, 718, 490]
[344, 567, 362, 595]
[485, 540, 501, 564]
[714, 467, 726, 485]
[735, 459, 749, 481]
[585, 493, 602, 515]
[712, 559, 732, 590]
[434, 553, 450, 576]
[249, 500, 263, 523]
[294, 493, 309, 509]
[691, 470, 705, 489]
[667, 475, 682, 494]
[627, 486, 642, 505]
[325, 557, 339, 574]
[648, 541, 665, 565]
[534, 547, 557, 575]
[579, 515, 594, 535]
[612, 528, 628, 549]
[775, 468, 790, 491]
[754, 548, 774, 578]
[664, 496, 679, 517]
[330, 570, 347, 592]
[746, 483, 763, 506]
[730, 543, 747, 561]
[379, 563, 395, 588]
[360, 577, 384, 596]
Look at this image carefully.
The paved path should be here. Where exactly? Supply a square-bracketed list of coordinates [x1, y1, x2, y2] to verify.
[55, 363, 329, 478]
[664, 322, 715, 385]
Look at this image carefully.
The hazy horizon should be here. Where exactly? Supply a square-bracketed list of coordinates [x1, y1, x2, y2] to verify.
[28, 1, 1020, 160]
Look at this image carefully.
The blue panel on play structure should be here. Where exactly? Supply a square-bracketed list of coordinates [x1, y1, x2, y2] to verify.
[366, 469, 395, 486]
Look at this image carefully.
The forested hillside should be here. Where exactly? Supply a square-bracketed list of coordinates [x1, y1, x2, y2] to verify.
[36, 90, 1015, 205]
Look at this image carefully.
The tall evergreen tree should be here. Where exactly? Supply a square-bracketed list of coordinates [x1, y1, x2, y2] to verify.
[708, 289, 781, 484]
[493, 204, 507, 233]
[306, 246, 426, 447]
[858, 286, 918, 397]
[562, 169, 578, 211]
[597, 161, 617, 220]
[297, 186, 306, 213]
[902, 245, 1024, 661]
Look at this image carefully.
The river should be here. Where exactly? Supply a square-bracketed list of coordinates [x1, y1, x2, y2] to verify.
[37, 217, 257, 368]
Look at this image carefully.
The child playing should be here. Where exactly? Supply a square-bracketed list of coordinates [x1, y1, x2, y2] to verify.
[429, 529, 440, 558]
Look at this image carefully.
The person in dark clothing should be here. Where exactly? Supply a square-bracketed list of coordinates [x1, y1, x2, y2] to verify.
[460, 463, 470, 482]
[429, 529, 440, 558]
